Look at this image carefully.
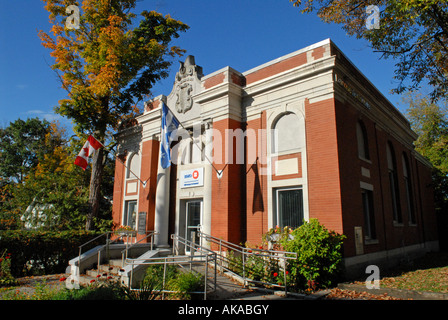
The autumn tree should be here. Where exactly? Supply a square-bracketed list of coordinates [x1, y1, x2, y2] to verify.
[289, 0, 448, 102]
[39, 0, 189, 230]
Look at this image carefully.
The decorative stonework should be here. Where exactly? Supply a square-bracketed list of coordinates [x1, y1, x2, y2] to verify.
[173, 56, 203, 114]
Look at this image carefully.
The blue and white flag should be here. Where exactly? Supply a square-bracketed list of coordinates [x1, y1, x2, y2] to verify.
[160, 102, 180, 169]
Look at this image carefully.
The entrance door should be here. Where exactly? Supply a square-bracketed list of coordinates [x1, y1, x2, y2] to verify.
[185, 199, 202, 252]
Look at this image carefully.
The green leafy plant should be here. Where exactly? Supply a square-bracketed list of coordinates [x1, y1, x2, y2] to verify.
[280, 219, 345, 291]
[142, 263, 204, 300]
[52, 281, 126, 300]
[168, 271, 204, 300]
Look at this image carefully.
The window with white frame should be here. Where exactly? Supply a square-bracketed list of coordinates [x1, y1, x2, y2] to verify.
[274, 187, 304, 229]
[123, 200, 137, 229]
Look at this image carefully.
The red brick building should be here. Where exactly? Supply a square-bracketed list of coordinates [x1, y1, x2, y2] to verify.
[112, 39, 439, 275]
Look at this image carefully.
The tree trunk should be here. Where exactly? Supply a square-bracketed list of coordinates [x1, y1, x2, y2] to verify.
[86, 146, 104, 230]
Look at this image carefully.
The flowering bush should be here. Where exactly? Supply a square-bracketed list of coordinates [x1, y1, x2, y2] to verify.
[263, 226, 293, 250]
[114, 225, 136, 234]
[0, 249, 17, 287]
[115, 225, 134, 231]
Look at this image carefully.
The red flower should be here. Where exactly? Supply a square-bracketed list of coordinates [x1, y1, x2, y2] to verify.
[286, 271, 289, 275]
[59, 277, 67, 282]
[90, 279, 95, 283]
[273, 272, 278, 277]
[96, 274, 101, 278]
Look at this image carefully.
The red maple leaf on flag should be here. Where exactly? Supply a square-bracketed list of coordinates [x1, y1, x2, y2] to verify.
[74, 135, 102, 170]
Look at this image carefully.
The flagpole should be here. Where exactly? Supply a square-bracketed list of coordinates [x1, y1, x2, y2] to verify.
[164, 104, 223, 177]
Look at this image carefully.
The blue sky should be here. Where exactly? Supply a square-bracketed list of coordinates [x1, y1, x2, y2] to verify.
[0, 0, 404, 130]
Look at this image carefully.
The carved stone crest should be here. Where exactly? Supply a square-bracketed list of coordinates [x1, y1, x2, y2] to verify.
[174, 55, 203, 114]
[175, 82, 193, 113]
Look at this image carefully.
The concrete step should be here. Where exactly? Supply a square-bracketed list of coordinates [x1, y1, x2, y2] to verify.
[81, 269, 123, 286]
[109, 259, 124, 267]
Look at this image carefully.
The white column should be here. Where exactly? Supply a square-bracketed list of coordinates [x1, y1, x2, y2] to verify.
[154, 144, 171, 248]
[201, 122, 213, 246]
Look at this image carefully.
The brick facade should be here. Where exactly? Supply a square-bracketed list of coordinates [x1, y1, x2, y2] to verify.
[113, 39, 439, 272]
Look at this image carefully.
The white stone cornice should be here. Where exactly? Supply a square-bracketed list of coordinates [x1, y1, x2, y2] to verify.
[242, 38, 331, 76]
[243, 55, 336, 98]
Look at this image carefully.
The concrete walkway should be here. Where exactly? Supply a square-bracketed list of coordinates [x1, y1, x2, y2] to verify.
[203, 267, 324, 300]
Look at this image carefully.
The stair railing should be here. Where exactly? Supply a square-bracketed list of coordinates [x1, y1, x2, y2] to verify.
[197, 231, 297, 295]
[77, 232, 111, 278]
[77, 231, 135, 277]
[124, 234, 217, 300]
[121, 230, 158, 267]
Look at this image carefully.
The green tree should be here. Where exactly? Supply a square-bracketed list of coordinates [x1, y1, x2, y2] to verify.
[0, 118, 53, 229]
[11, 122, 114, 231]
[406, 93, 448, 173]
[0, 118, 51, 184]
[289, 0, 448, 102]
[39, 0, 189, 230]
[405, 93, 448, 224]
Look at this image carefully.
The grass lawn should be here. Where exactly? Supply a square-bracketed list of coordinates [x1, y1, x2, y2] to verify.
[378, 252, 448, 294]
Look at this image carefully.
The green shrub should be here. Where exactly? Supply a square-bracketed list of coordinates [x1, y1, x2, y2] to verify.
[142, 264, 204, 300]
[0, 230, 103, 277]
[51, 281, 126, 300]
[280, 219, 345, 291]
[143, 263, 178, 287]
[169, 271, 204, 299]
[0, 249, 17, 287]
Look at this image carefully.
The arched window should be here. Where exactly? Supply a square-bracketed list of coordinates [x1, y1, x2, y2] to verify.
[387, 142, 402, 223]
[356, 121, 370, 160]
[402, 153, 416, 224]
[126, 152, 140, 180]
[272, 112, 304, 153]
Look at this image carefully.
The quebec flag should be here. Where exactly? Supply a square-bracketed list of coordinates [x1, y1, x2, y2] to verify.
[160, 102, 180, 169]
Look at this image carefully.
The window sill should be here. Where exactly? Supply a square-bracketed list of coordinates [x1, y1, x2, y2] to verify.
[364, 239, 379, 245]
[393, 222, 404, 227]
[358, 156, 372, 164]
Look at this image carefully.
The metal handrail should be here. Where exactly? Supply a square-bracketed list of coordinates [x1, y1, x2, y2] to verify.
[77, 231, 111, 277]
[197, 231, 297, 294]
[121, 230, 158, 266]
[77, 230, 137, 277]
[124, 234, 217, 300]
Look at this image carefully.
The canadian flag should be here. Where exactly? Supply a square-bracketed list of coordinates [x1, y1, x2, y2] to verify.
[74, 135, 102, 170]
